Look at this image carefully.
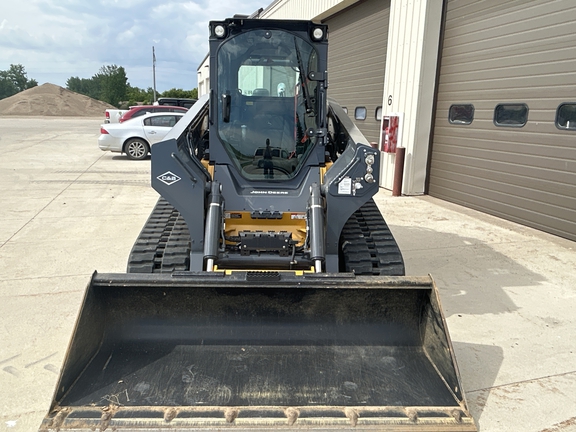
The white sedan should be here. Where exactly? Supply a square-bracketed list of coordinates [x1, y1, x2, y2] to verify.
[98, 111, 185, 160]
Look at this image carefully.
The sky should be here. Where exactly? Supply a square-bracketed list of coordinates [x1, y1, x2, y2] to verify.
[0, 0, 267, 92]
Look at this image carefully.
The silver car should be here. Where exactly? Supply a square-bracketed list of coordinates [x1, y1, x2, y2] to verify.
[98, 112, 185, 160]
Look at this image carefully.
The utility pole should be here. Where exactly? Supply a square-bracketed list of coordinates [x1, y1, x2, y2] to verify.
[152, 46, 157, 103]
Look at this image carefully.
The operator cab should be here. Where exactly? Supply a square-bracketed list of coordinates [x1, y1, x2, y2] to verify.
[210, 19, 328, 181]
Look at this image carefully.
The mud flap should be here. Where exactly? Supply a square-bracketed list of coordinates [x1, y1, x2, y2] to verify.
[39, 272, 476, 431]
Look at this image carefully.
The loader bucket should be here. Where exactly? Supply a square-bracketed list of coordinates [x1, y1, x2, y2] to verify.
[40, 272, 476, 431]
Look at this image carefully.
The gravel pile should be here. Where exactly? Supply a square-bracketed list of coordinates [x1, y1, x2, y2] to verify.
[0, 83, 114, 117]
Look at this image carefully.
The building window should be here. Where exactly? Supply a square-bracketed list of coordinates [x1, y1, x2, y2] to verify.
[355, 107, 367, 121]
[375, 106, 382, 121]
[449, 104, 474, 125]
[556, 103, 576, 130]
[494, 103, 528, 127]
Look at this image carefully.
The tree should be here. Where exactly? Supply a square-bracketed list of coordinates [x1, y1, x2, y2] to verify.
[161, 88, 198, 99]
[65, 65, 198, 107]
[0, 76, 17, 99]
[66, 65, 128, 107]
[95, 65, 128, 107]
[127, 85, 154, 105]
[0, 64, 38, 99]
[66, 76, 101, 100]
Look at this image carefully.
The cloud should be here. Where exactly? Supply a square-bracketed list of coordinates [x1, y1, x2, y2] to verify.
[0, 0, 265, 91]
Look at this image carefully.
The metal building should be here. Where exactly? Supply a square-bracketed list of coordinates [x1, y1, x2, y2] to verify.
[199, 0, 576, 241]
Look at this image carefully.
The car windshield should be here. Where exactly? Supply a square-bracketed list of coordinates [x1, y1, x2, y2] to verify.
[217, 29, 319, 180]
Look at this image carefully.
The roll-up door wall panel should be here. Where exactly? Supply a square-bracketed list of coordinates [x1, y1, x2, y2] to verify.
[324, 0, 390, 144]
[429, 0, 576, 241]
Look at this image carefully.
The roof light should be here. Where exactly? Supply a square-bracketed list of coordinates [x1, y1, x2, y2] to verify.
[312, 27, 324, 41]
[214, 24, 226, 38]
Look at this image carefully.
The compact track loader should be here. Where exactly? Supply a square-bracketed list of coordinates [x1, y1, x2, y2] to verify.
[40, 18, 476, 431]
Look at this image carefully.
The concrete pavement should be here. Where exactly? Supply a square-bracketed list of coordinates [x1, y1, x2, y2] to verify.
[373, 193, 576, 431]
[0, 117, 161, 431]
[1, 117, 575, 431]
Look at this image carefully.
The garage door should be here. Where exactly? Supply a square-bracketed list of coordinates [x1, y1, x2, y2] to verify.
[429, 0, 576, 241]
[323, 0, 390, 144]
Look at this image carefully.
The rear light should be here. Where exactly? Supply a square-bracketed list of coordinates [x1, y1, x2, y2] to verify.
[100, 127, 109, 134]
[105, 111, 110, 119]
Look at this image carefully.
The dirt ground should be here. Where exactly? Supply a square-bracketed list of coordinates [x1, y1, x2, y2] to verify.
[0, 83, 114, 117]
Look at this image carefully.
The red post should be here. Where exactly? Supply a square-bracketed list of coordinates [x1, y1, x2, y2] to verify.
[392, 147, 405, 197]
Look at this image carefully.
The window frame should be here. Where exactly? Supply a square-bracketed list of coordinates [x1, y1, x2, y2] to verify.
[555, 102, 576, 131]
[493, 103, 529, 128]
[448, 104, 475, 125]
[354, 106, 367, 121]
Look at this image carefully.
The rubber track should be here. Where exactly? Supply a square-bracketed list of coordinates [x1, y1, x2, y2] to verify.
[127, 197, 191, 273]
[340, 199, 405, 276]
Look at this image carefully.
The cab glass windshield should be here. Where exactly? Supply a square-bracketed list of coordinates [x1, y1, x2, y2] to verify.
[217, 29, 319, 180]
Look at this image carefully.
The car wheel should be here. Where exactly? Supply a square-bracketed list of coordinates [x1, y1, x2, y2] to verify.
[124, 138, 150, 160]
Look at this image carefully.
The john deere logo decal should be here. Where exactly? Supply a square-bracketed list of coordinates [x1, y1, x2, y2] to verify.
[157, 171, 181, 186]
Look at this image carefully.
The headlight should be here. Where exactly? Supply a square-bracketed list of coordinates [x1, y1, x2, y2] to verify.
[214, 25, 226, 38]
[312, 27, 324, 41]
